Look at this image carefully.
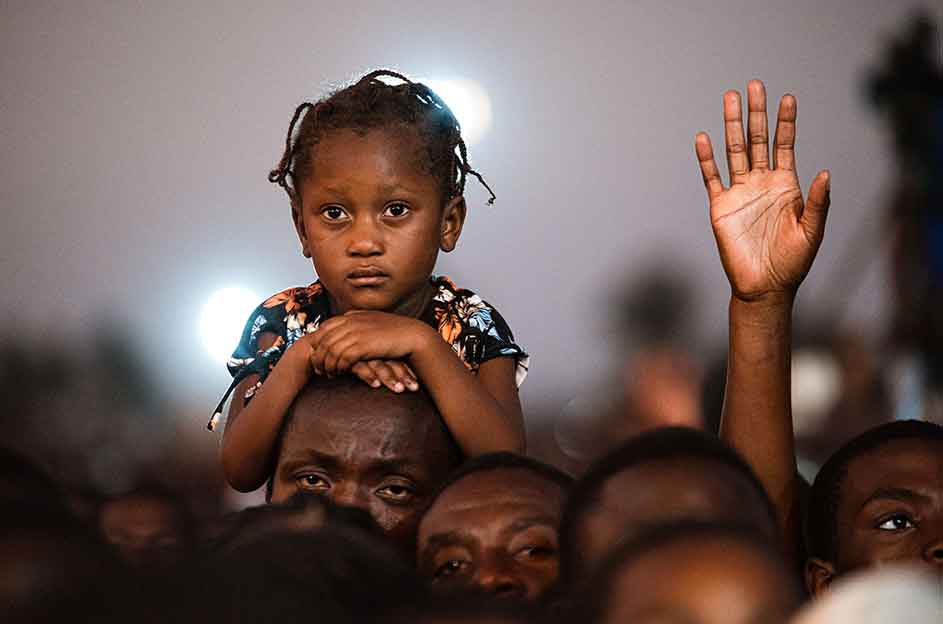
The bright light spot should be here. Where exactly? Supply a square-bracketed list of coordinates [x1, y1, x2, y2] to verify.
[423, 78, 492, 146]
[201, 287, 259, 363]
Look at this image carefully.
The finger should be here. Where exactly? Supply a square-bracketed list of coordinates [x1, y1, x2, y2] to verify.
[369, 360, 406, 393]
[695, 132, 725, 201]
[772, 94, 797, 171]
[747, 80, 769, 170]
[385, 360, 419, 391]
[351, 362, 382, 388]
[310, 326, 354, 372]
[800, 170, 831, 244]
[723, 90, 749, 184]
[323, 336, 360, 376]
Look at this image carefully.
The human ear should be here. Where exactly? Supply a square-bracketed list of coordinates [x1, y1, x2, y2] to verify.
[804, 557, 836, 597]
[291, 200, 312, 258]
[439, 196, 467, 253]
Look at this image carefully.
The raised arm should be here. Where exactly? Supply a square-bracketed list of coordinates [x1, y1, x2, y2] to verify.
[695, 80, 831, 558]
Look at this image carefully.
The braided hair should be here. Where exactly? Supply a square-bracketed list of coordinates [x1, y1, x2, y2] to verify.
[269, 70, 495, 208]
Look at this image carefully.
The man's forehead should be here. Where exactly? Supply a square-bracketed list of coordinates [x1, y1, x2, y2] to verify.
[843, 439, 943, 501]
[434, 469, 565, 514]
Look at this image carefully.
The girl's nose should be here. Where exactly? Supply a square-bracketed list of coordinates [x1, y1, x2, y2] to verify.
[346, 219, 384, 257]
[923, 537, 943, 567]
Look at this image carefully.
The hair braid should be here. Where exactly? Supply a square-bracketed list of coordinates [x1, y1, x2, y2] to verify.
[270, 69, 496, 206]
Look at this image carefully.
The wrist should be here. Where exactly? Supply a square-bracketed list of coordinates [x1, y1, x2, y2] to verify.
[730, 290, 795, 315]
[407, 321, 442, 362]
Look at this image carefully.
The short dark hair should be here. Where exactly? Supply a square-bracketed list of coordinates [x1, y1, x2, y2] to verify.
[571, 520, 801, 624]
[266, 375, 462, 500]
[425, 451, 574, 511]
[558, 427, 775, 584]
[270, 70, 495, 207]
[805, 419, 943, 562]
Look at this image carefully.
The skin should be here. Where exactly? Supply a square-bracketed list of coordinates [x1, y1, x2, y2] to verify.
[417, 468, 566, 601]
[270, 382, 460, 550]
[696, 79, 831, 562]
[574, 458, 776, 577]
[806, 438, 943, 595]
[99, 493, 186, 566]
[600, 537, 801, 624]
[223, 127, 523, 492]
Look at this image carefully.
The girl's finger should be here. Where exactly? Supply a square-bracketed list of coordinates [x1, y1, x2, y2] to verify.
[723, 90, 750, 185]
[746, 80, 769, 171]
[351, 362, 381, 388]
[772, 94, 797, 171]
[385, 360, 419, 391]
[369, 360, 406, 393]
[695, 133, 725, 201]
[323, 336, 359, 376]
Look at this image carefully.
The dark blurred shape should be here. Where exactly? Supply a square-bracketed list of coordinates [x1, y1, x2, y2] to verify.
[98, 483, 195, 568]
[204, 490, 382, 554]
[177, 525, 423, 623]
[868, 13, 943, 389]
[390, 593, 544, 624]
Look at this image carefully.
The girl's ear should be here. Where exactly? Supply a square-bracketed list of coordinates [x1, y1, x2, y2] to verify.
[291, 200, 312, 258]
[439, 195, 467, 253]
[805, 557, 836, 597]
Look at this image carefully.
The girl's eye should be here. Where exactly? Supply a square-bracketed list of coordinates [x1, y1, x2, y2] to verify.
[877, 514, 915, 531]
[383, 203, 410, 218]
[433, 559, 469, 580]
[376, 483, 416, 504]
[296, 474, 330, 491]
[321, 206, 348, 221]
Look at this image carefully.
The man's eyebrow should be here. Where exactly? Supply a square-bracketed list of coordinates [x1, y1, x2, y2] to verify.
[278, 450, 341, 471]
[505, 515, 559, 534]
[425, 530, 475, 550]
[366, 457, 425, 479]
[859, 487, 932, 511]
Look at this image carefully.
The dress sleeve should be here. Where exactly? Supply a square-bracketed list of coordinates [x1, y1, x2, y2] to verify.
[466, 301, 530, 387]
[226, 300, 288, 386]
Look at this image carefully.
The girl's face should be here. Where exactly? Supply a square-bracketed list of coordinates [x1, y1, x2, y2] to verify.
[293, 128, 465, 315]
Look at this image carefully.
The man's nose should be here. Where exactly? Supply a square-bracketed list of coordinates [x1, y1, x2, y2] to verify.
[923, 536, 943, 567]
[328, 482, 369, 510]
[473, 555, 526, 599]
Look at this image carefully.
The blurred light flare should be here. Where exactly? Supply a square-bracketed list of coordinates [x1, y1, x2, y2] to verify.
[201, 287, 259, 363]
[422, 78, 492, 146]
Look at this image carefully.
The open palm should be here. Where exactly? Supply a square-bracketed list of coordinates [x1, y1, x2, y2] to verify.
[696, 80, 831, 301]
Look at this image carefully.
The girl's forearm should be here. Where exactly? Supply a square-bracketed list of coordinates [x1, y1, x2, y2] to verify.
[720, 293, 799, 558]
[409, 329, 525, 456]
[222, 349, 311, 492]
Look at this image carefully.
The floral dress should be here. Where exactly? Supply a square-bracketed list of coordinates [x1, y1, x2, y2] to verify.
[208, 276, 528, 430]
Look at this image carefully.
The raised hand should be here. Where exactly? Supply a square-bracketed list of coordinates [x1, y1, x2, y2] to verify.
[695, 80, 831, 302]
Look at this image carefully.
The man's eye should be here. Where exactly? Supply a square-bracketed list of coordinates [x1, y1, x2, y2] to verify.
[376, 483, 415, 503]
[383, 202, 410, 217]
[515, 545, 557, 560]
[321, 206, 348, 221]
[433, 559, 469, 580]
[296, 474, 329, 491]
[877, 514, 915, 531]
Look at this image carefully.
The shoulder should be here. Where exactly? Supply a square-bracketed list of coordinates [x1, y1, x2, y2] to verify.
[259, 282, 326, 312]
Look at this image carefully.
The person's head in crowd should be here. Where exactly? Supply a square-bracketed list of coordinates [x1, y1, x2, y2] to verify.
[269, 375, 463, 551]
[559, 427, 777, 583]
[180, 524, 424, 624]
[417, 452, 573, 602]
[793, 565, 942, 624]
[98, 483, 194, 567]
[390, 593, 544, 624]
[1, 505, 142, 624]
[576, 521, 802, 624]
[804, 419, 943, 595]
[208, 490, 382, 553]
[0, 447, 66, 516]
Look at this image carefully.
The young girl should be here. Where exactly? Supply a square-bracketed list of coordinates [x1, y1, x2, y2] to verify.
[212, 70, 529, 492]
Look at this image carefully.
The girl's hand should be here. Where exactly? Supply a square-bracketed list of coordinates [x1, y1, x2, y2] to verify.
[695, 80, 831, 303]
[307, 311, 434, 378]
[350, 360, 419, 393]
